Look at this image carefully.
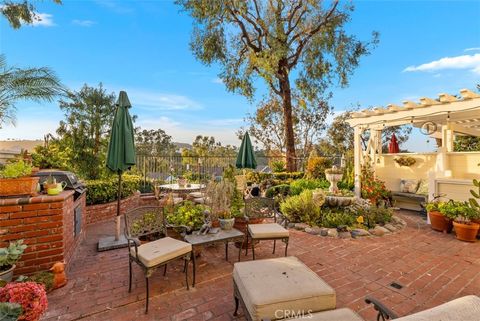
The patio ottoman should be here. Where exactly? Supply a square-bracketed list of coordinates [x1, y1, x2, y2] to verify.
[233, 256, 336, 321]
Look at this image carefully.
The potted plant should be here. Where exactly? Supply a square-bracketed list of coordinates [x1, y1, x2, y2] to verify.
[0, 160, 38, 197]
[394, 156, 416, 167]
[0, 240, 27, 282]
[442, 201, 479, 242]
[426, 201, 452, 233]
[0, 282, 48, 321]
[218, 210, 235, 230]
[43, 174, 57, 190]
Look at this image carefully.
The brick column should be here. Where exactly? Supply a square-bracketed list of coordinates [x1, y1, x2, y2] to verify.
[0, 191, 85, 276]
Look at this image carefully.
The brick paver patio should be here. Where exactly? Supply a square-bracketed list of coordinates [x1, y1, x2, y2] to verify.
[43, 211, 480, 321]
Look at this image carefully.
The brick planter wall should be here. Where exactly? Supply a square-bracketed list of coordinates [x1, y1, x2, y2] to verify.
[0, 191, 86, 276]
[85, 192, 141, 226]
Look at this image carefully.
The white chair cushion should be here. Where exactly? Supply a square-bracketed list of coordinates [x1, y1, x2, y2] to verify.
[193, 197, 205, 204]
[233, 256, 336, 321]
[189, 192, 204, 198]
[130, 237, 192, 268]
[295, 308, 364, 321]
[395, 295, 480, 321]
[248, 223, 289, 239]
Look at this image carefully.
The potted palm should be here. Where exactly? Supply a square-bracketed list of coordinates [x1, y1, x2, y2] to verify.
[441, 201, 479, 242]
[0, 160, 39, 197]
[426, 201, 452, 233]
[0, 240, 27, 282]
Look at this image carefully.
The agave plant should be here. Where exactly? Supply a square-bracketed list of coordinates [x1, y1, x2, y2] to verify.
[470, 179, 480, 213]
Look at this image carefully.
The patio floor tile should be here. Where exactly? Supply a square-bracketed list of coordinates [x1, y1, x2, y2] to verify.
[42, 211, 479, 321]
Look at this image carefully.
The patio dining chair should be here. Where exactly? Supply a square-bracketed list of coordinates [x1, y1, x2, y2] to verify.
[124, 206, 194, 314]
[244, 197, 289, 260]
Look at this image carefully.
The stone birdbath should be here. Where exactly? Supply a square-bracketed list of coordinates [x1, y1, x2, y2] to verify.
[325, 166, 343, 194]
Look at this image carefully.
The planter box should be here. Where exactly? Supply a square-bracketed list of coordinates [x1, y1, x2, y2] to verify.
[0, 177, 39, 197]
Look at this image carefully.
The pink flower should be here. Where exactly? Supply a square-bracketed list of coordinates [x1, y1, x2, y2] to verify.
[0, 282, 48, 321]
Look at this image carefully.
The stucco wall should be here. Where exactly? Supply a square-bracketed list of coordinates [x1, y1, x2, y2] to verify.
[447, 152, 480, 179]
[375, 153, 437, 191]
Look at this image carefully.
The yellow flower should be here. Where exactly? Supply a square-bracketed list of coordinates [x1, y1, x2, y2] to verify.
[357, 216, 364, 224]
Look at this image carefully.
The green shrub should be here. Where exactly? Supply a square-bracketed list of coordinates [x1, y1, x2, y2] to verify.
[289, 179, 329, 195]
[321, 209, 355, 228]
[0, 302, 22, 321]
[279, 189, 322, 225]
[306, 156, 332, 179]
[167, 201, 206, 231]
[245, 172, 304, 184]
[31, 144, 69, 170]
[85, 174, 141, 205]
[270, 160, 286, 172]
[265, 184, 291, 198]
[361, 206, 393, 228]
[0, 160, 32, 179]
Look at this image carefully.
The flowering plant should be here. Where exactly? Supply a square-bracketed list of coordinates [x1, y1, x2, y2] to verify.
[0, 282, 48, 321]
[360, 159, 391, 205]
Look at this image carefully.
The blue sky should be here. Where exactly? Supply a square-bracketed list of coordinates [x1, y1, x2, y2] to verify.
[1, 0, 479, 151]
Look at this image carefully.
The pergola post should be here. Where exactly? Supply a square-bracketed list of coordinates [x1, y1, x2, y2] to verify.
[353, 127, 362, 198]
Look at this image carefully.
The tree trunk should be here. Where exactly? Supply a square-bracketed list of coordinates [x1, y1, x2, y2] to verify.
[279, 76, 297, 172]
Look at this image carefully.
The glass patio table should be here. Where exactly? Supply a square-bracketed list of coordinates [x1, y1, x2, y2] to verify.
[184, 228, 245, 286]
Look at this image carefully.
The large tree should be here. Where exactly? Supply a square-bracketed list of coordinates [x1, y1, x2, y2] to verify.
[0, 54, 64, 127]
[56, 83, 117, 179]
[177, 0, 378, 171]
[1, 0, 61, 29]
[240, 92, 330, 158]
[135, 128, 177, 156]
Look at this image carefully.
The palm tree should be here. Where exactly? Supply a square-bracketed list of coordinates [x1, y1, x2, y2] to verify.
[0, 54, 64, 127]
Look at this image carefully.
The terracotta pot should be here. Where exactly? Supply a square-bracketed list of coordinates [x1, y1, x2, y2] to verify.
[211, 220, 220, 228]
[473, 219, 480, 237]
[428, 211, 452, 233]
[234, 217, 263, 249]
[0, 176, 39, 197]
[453, 221, 479, 242]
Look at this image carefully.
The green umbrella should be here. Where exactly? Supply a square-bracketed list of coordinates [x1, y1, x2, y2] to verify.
[106, 90, 136, 241]
[236, 132, 257, 169]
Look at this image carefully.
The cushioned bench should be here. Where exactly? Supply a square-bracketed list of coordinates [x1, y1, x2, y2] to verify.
[233, 256, 336, 321]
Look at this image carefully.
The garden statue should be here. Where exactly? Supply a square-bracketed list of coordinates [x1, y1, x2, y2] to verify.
[50, 261, 67, 289]
[199, 210, 213, 235]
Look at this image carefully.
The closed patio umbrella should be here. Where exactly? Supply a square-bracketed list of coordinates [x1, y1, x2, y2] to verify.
[98, 91, 136, 251]
[236, 132, 257, 169]
[388, 133, 400, 154]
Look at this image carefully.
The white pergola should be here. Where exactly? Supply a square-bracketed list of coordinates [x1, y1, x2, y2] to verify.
[346, 89, 480, 198]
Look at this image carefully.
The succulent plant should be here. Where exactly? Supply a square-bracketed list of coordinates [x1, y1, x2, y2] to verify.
[0, 240, 27, 271]
[469, 179, 480, 213]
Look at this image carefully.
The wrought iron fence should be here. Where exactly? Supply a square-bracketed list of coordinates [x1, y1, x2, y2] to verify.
[134, 154, 343, 187]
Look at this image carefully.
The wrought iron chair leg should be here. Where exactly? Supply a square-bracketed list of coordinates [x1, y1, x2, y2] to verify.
[233, 293, 239, 316]
[145, 276, 150, 314]
[128, 258, 132, 293]
[273, 240, 276, 254]
[192, 250, 196, 287]
[183, 259, 187, 273]
[185, 257, 189, 291]
[252, 238, 256, 260]
[284, 238, 289, 257]
[164, 264, 167, 276]
[245, 232, 249, 256]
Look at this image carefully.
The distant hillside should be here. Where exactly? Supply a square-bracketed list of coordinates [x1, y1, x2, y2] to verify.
[174, 142, 192, 150]
[0, 140, 43, 152]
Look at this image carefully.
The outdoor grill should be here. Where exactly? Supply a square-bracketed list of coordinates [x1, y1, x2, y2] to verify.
[33, 170, 87, 201]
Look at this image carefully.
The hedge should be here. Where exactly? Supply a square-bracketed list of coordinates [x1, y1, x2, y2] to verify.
[246, 172, 304, 184]
[85, 174, 142, 205]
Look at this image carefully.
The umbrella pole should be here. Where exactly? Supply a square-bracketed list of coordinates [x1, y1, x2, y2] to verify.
[115, 172, 122, 241]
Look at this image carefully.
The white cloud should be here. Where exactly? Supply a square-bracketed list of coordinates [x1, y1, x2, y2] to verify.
[464, 47, 480, 52]
[30, 13, 55, 27]
[403, 53, 480, 75]
[72, 19, 96, 27]
[212, 77, 223, 84]
[105, 87, 202, 111]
